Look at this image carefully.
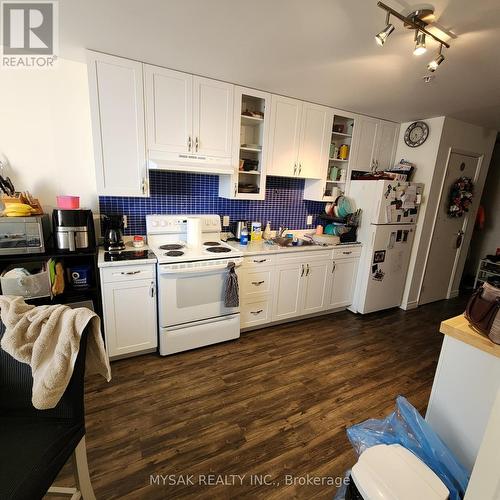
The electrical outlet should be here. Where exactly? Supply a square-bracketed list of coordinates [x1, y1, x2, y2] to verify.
[306, 215, 313, 225]
[123, 215, 128, 229]
[222, 215, 230, 227]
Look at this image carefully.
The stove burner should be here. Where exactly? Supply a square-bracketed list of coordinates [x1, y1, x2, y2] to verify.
[166, 250, 184, 257]
[160, 244, 184, 250]
[203, 241, 221, 246]
[206, 246, 231, 253]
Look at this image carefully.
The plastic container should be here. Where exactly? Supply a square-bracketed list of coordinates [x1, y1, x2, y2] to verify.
[133, 235, 144, 248]
[240, 227, 249, 246]
[68, 264, 91, 289]
[56, 195, 80, 209]
[1, 266, 51, 299]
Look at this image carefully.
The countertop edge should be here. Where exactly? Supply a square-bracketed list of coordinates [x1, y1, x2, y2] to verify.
[440, 314, 500, 359]
[226, 241, 361, 257]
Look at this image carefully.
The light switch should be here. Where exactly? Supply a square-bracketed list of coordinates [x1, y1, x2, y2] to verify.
[222, 215, 230, 227]
[306, 215, 313, 225]
[123, 215, 128, 229]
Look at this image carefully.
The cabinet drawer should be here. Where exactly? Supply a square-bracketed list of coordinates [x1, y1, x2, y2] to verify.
[241, 269, 273, 297]
[101, 264, 155, 283]
[242, 255, 275, 269]
[241, 300, 271, 328]
[279, 249, 332, 264]
[332, 246, 361, 259]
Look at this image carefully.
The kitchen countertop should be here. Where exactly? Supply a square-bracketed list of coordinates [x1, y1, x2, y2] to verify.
[98, 241, 157, 268]
[226, 240, 361, 257]
[440, 314, 500, 358]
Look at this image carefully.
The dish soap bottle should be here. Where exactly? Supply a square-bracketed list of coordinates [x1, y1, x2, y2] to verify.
[263, 221, 272, 240]
[240, 226, 249, 246]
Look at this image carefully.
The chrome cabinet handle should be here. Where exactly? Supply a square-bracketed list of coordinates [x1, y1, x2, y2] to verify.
[142, 177, 149, 195]
[293, 163, 297, 175]
[188, 136, 192, 152]
[150, 282, 155, 297]
[301, 264, 305, 277]
[121, 270, 141, 275]
[253, 259, 268, 263]
[342, 251, 352, 255]
[332, 261, 336, 273]
[306, 263, 310, 276]
[299, 163, 302, 175]
[250, 310, 263, 315]
[195, 137, 199, 152]
[252, 281, 265, 286]
[234, 182, 237, 197]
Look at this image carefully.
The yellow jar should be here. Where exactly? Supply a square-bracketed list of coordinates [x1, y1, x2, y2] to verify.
[339, 144, 349, 160]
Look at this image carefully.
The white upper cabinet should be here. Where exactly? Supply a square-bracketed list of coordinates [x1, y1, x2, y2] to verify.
[87, 51, 148, 197]
[267, 95, 302, 177]
[145, 66, 234, 173]
[297, 102, 333, 179]
[193, 76, 233, 158]
[268, 95, 331, 179]
[144, 65, 193, 155]
[351, 115, 378, 173]
[374, 120, 400, 171]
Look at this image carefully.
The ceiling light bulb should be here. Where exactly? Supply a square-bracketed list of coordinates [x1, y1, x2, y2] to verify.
[427, 46, 445, 71]
[375, 23, 395, 46]
[413, 31, 427, 55]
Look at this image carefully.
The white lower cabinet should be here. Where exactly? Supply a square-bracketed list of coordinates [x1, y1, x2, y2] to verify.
[101, 264, 158, 359]
[328, 258, 359, 309]
[240, 248, 360, 330]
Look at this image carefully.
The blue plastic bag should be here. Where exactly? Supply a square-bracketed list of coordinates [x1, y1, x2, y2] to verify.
[346, 396, 469, 500]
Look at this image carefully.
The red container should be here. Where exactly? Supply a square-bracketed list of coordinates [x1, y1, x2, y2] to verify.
[56, 195, 80, 209]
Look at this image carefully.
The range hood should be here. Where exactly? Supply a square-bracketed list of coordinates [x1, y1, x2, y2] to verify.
[147, 149, 234, 175]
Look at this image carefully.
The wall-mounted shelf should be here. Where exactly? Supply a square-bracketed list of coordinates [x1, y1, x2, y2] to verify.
[332, 132, 352, 138]
[241, 115, 264, 126]
[329, 158, 349, 162]
[238, 170, 261, 175]
[240, 146, 262, 152]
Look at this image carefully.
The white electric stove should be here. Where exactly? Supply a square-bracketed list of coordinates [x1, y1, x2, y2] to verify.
[146, 214, 243, 356]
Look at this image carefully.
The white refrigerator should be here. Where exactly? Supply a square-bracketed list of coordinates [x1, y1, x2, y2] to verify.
[349, 180, 424, 314]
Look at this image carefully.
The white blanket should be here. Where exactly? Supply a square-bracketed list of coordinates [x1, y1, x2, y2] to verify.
[0, 295, 111, 409]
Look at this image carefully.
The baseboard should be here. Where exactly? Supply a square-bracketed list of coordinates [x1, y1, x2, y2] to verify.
[400, 300, 418, 311]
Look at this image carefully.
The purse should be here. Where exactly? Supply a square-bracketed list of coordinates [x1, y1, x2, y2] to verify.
[465, 282, 500, 344]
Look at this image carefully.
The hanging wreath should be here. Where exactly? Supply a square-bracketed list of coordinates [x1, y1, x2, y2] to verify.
[448, 176, 473, 217]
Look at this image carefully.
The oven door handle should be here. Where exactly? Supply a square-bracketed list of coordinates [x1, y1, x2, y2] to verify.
[159, 258, 243, 275]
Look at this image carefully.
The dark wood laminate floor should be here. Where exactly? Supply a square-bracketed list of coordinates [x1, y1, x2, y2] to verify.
[53, 297, 468, 499]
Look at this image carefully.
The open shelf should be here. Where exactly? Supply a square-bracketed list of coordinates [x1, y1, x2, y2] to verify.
[332, 132, 352, 138]
[241, 114, 264, 126]
[329, 158, 349, 162]
[240, 146, 262, 152]
[239, 170, 260, 175]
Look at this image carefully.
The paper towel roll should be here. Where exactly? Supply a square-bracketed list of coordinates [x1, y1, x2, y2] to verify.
[186, 217, 202, 248]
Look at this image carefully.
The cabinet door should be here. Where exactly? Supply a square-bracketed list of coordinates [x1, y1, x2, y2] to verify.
[103, 278, 157, 358]
[87, 51, 148, 196]
[374, 120, 399, 171]
[302, 260, 330, 314]
[267, 95, 302, 177]
[272, 262, 304, 321]
[144, 65, 193, 155]
[297, 103, 333, 179]
[351, 116, 378, 172]
[328, 258, 359, 309]
[193, 76, 233, 158]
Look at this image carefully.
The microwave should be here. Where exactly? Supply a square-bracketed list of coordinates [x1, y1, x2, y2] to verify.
[0, 214, 51, 255]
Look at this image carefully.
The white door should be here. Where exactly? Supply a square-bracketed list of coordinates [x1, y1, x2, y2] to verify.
[420, 152, 482, 305]
[267, 95, 302, 177]
[374, 120, 399, 171]
[103, 279, 157, 358]
[302, 260, 330, 314]
[329, 259, 359, 308]
[351, 116, 378, 172]
[272, 262, 304, 321]
[193, 76, 233, 158]
[87, 51, 148, 196]
[144, 65, 193, 155]
[297, 102, 333, 179]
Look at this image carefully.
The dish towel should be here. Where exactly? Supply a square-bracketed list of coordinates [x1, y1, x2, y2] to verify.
[0, 295, 111, 410]
[224, 262, 239, 307]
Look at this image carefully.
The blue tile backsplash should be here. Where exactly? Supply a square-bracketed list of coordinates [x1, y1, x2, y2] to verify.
[99, 171, 325, 235]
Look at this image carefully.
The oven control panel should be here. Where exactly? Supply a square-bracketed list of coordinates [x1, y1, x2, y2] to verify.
[146, 214, 221, 234]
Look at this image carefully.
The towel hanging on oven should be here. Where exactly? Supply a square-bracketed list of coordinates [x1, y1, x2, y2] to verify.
[224, 262, 239, 307]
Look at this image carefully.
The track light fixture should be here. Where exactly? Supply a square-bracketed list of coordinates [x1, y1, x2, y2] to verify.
[428, 45, 445, 71]
[413, 31, 427, 56]
[375, 2, 451, 75]
[375, 12, 395, 46]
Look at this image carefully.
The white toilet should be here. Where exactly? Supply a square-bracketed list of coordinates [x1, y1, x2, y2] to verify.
[348, 444, 450, 500]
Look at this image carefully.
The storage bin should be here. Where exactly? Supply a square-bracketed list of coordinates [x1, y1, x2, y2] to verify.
[1, 266, 51, 299]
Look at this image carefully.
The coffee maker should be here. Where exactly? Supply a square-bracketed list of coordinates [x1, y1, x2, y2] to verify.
[102, 214, 125, 251]
[52, 209, 96, 252]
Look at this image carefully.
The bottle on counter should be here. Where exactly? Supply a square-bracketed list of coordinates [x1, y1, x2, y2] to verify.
[263, 221, 272, 240]
[240, 226, 249, 245]
[250, 221, 262, 242]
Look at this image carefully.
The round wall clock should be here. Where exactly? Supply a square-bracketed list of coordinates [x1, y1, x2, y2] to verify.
[404, 121, 429, 147]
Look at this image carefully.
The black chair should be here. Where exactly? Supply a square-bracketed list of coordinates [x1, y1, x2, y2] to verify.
[0, 322, 96, 500]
